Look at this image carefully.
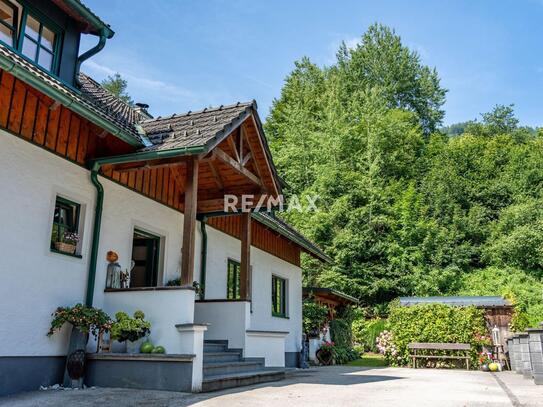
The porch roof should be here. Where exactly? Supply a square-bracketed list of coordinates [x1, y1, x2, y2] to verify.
[303, 287, 358, 305]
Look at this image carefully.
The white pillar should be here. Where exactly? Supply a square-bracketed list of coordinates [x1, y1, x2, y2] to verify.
[176, 323, 208, 392]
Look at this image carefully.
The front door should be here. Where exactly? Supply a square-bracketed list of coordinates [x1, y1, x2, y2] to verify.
[131, 229, 160, 287]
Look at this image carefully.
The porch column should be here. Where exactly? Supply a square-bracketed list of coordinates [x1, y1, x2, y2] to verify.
[239, 212, 251, 299]
[181, 156, 199, 286]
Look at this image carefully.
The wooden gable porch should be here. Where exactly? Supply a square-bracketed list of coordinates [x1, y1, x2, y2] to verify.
[94, 112, 282, 298]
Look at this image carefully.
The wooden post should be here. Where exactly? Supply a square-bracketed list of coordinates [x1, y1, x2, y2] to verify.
[239, 212, 251, 299]
[181, 157, 199, 286]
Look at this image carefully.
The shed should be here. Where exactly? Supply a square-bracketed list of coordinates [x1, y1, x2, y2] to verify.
[303, 287, 358, 319]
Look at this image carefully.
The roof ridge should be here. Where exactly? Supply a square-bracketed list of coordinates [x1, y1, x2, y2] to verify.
[142, 100, 255, 124]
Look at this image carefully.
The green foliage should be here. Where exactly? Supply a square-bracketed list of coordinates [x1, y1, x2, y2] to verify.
[48, 304, 111, 338]
[110, 310, 151, 342]
[333, 346, 360, 364]
[458, 267, 543, 327]
[347, 353, 387, 367]
[386, 304, 488, 367]
[352, 318, 386, 352]
[101, 73, 133, 105]
[302, 299, 329, 335]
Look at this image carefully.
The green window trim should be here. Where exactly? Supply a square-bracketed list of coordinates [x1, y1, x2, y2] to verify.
[272, 275, 287, 318]
[226, 259, 241, 300]
[50, 195, 81, 254]
[0, 0, 63, 74]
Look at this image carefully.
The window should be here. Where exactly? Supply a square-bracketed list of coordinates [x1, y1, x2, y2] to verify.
[0, 1, 61, 74]
[130, 229, 161, 288]
[227, 259, 240, 299]
[20, 14, 57, 71]
[50, 196, 80, 255]
[0, 0, 18, 47]
[272, 275, 287, 318]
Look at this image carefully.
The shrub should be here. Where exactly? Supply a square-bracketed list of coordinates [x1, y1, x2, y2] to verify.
[352, 318, 386, 352]
[302, 300, 329, 336]
[386, 304, 487, 367]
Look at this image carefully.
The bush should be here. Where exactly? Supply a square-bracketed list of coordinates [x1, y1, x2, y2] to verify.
[386, 304, 488, 367]
[302, 300, 329, 335]
[48, 304, 111, 338]
[352, 318, 386, 352]
[333, 346, 360, 364]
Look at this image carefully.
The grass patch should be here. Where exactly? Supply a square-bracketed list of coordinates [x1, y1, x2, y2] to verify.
[346, 353, 387, 367]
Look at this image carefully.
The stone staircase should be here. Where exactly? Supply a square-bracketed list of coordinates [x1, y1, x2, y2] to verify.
[202, 340, 285, 392]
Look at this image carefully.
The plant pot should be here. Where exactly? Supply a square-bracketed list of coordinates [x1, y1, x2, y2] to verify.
[316, 348, 334, 366]
[126, 338, 144, 354]
[63, 326, 89, 387]
[55, 242, 76, 254]
[480, 364, 490, 372]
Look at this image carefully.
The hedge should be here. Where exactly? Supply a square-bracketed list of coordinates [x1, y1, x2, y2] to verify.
[385, 303, 488, 367]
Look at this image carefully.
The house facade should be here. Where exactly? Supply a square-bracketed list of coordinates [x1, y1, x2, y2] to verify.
[0, 0, 328, 396]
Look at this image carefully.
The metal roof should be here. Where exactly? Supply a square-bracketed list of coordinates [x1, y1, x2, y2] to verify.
[399, 296, 512, 307]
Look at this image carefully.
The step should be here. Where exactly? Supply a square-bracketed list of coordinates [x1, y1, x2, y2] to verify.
[204, 343, 227, 353]
[203, 351, 242, 363]
[202, 369, 286, 392]
[204, 359, 265, 376]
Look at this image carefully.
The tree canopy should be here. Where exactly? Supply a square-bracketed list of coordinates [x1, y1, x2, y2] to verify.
[101, 73, 133, 105]
[266, 24, 543, 324]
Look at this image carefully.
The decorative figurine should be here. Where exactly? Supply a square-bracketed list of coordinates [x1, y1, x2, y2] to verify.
[105, 251, 122, 289]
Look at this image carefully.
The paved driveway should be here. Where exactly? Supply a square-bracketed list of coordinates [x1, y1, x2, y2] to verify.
[1, 366, 542, 407]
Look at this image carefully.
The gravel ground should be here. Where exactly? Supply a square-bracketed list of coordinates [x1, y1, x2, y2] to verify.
[1, 366, 542, 407]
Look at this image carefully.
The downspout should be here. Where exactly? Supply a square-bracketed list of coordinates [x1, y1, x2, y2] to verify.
[199, 216, 208, 300]
[75, 30, 107, 87]
[85, 163, 104, 307]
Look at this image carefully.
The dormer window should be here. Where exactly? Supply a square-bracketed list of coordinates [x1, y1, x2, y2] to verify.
[21, 15, 57, 71]
[0, 0, 61, 74]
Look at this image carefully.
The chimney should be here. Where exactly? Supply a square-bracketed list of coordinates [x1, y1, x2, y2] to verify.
[134, 102, 153, 120]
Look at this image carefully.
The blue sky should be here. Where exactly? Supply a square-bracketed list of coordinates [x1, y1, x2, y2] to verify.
[81, 0, 543, 127]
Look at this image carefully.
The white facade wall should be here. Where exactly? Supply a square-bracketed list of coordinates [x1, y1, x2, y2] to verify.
[0, 131, 195, 356]
[0, 130, 303, 362]
[203, 226, 303, 355]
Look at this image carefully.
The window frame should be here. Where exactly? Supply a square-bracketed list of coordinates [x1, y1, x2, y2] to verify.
[50, 195, 81, 258]
[0, 0, 19, 48]
[271, 275, 288, 318]
[226, 259, 241, 300]
[0, 0, 63, 75]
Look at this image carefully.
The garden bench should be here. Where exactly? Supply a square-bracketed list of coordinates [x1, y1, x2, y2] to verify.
[408, 343, 471, 370]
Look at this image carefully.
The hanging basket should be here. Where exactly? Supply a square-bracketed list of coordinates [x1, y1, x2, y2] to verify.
[55, 242, 76, 254]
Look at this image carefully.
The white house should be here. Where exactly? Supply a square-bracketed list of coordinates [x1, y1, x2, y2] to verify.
[0, 0, 329, 396]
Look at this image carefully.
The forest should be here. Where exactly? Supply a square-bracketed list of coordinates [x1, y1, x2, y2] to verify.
[265, 24, 543, 326]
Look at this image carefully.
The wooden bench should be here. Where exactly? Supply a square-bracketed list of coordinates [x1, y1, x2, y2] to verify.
[408, 343, 471, 370]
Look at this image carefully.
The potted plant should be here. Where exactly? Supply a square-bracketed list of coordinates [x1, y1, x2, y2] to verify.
[55, 231, 79, 254]
[316, 341, 335, 366]
[48, 304, 112, 387]
[48, 303, 112, 340]
[110, 310, 151, 353]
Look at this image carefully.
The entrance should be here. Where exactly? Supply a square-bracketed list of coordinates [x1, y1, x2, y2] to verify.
[131, 229, 160, 287]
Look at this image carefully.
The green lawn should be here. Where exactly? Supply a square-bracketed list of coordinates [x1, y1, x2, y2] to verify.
[346, 353, 387, 367]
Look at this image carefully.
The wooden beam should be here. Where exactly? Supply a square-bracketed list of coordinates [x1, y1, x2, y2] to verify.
[197, 193, 266, 213]
[208, 160, 224, 190]
[241, 151, 252, 167]
[180, 156, 199, 286]
[239, 212, 251, 299]
[241, 122, 264, 183]
[113, 160, 186, 173]
[227, 135, 240, 162]
[213, 147, 262, 187]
